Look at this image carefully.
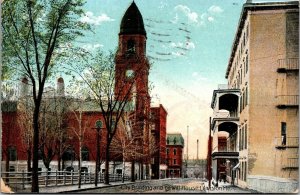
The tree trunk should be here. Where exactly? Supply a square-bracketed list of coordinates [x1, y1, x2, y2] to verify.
[104, 135, 110, 185]
[122, 155, 125, 183]
[58, 157, 61, 171]
[140, 161, 144, 180]
[131, 160, 135, 182]
[104, 149, 109, 184]
[27, 149, 32, 172]
[32, 104, 40, 192]
[78, 144, 82, 188]
[5, 153, 9, 183]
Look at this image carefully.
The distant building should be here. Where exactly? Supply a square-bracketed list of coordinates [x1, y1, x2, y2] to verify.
[209, 1, 298, 193]
[183, 159, 207, 179]
[166, 133, 184, 178]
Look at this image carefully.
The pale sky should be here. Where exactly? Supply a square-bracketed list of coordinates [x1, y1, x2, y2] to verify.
[74, 0, 293, 159]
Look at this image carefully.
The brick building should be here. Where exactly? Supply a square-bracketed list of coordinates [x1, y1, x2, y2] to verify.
[166, 133, 184, 178]
[150, 105, 167, 179]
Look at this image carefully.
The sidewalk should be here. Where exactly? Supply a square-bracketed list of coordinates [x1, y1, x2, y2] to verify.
[204, 181, 261, 193]
[21, 179, 167, 193]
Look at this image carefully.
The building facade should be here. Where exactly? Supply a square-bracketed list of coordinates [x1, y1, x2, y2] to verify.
[150, 105, 167, 179]
[166, 133, 184, 178]
[209, 1, 299, 193]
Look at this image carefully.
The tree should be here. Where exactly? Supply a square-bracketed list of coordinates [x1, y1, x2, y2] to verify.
[66, 50, 144, 184]
[66, 98, 93, 188]
[2, 0, 90, 192]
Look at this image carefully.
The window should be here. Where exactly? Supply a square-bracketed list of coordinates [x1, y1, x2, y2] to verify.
[281, 122, 287, 145]
[241, 127, 244, 150]
[167, 138, 169, 145]
[62, 148, 75, 161]
[245, 87, 248, 106]
[8, 146, 17, 161]
[239, 128, 242, 151]
[173, 148, 177, 155]
[127, 39, 135, 53]
[245, 124, 247, 149]
[166, 148, 169, 155]
[245, 53, 248, 73]
[173, 159, 177, 165]
[244, 162, 247, 181]
[116, 169, 122, 175]
[81, 147, 89, 161]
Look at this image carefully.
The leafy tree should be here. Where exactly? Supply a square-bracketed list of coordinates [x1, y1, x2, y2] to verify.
[2, 0, 90, 192]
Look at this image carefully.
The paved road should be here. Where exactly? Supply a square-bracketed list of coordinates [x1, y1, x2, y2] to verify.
[72, 178, 258, 193]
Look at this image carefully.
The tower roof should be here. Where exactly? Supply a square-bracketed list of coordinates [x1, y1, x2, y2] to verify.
[119, 1, 146, 36]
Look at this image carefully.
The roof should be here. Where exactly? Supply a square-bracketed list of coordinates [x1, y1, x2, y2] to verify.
[225, 1, 299, 78]
[119, 1, 146, 36]
[166, 133, 184, 147]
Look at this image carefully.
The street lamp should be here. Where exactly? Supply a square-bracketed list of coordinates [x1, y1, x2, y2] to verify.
[93, 120, 103, 187]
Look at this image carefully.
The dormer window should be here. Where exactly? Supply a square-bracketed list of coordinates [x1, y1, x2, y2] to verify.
[127, 39, 135, 53]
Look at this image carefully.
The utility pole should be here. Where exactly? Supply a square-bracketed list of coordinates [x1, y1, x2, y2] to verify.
[208, 117, 212, 189]
[187, 125, 189, 161]
[197, 139, 199, 160]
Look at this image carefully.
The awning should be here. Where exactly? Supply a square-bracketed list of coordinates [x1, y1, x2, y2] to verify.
[233, 163, 240, 171]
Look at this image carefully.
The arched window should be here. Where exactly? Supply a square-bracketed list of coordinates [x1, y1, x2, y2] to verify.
[8, 146, 17, 161]
[173, 137, 177, 145]
[62, 148, 75, 161]
[167, 138, 169, 145]
[81, 147, 89, 161]
[127, 39, 135, 53]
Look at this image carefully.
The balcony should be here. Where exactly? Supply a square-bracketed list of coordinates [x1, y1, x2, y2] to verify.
[276, 95, 299, 108]
[212, 146, 239, 160]
[277, 58, 299, 73]
[275, 137, 299, 149]
[282, 158, 298, 169]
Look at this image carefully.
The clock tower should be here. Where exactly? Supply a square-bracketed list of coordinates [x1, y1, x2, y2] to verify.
[115, 1, 151, 178]
[115, 1, 150, 148]
[115, 1, 150, 129]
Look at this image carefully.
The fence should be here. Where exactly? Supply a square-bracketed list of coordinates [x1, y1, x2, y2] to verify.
[1, 170, 130, 191]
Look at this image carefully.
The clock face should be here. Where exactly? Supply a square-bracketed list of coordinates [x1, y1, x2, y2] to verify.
[126, 69, 134, 78]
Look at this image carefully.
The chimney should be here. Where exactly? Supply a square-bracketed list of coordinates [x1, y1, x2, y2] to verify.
[57, 77, 65, 96]
[20, 77, 29, 97]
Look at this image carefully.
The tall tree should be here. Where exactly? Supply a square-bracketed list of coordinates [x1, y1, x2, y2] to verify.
[2, 0, 90, 192]
[66, 50, 145, 184]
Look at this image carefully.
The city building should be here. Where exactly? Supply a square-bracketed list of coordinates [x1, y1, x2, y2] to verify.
[209, 1, 298, 193]
[1, 1, 167, 181]
[166, 133, 184, 178]
[150, 105, 168, 179]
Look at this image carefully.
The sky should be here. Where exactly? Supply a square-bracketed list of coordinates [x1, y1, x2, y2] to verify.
[75, 0, 292, 159]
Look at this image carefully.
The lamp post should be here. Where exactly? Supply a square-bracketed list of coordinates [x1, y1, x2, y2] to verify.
[93, 120, 103, 187]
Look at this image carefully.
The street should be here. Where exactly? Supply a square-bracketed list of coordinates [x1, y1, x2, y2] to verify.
[71, 178, 259, 193]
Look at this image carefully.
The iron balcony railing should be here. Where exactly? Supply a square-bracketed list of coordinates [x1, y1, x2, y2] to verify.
[282, 158, 299, 169]
[277, 58, 299, 72]
[276, 95, 299, 108]
[275, 136, 299, 148]
[213, 146, 238, 153]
